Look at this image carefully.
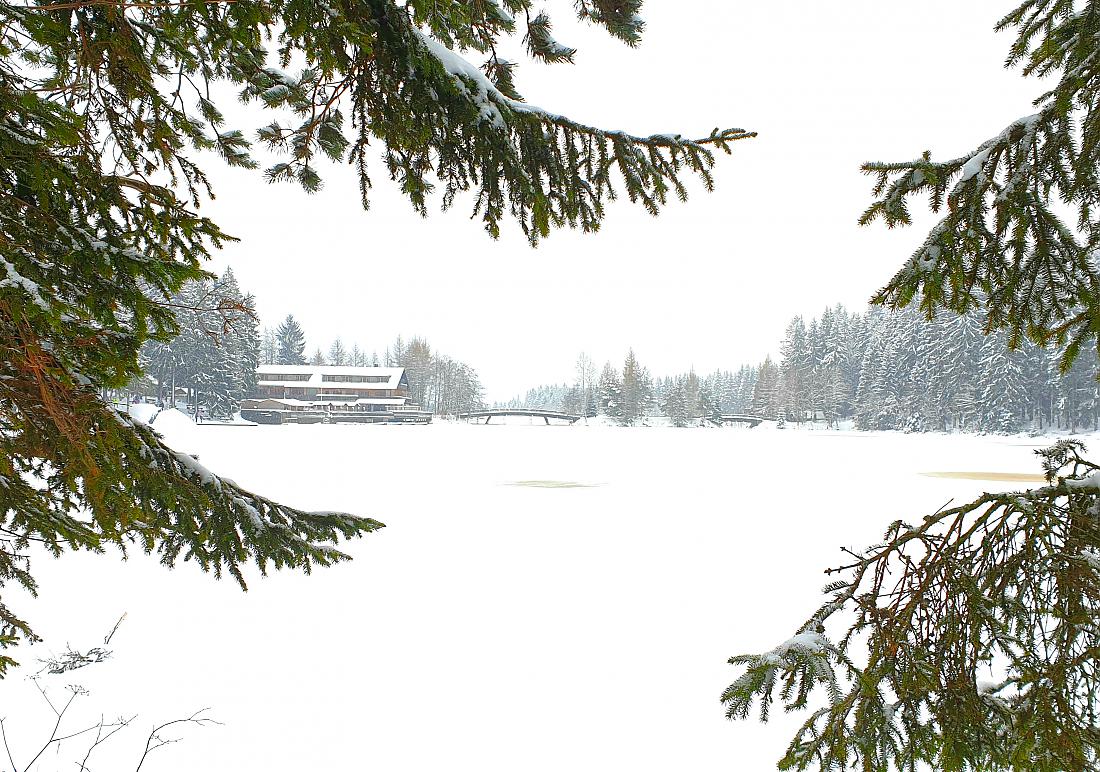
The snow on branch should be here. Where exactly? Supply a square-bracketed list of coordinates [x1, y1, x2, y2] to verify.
[723, 439, 1100, 769]
[412, 28, 754, 151]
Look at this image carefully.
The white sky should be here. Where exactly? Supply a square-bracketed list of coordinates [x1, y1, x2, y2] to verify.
[201, 1, 1039, 401]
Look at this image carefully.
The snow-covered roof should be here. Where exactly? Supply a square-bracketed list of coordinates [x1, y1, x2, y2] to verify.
[256, 365, 405, 390]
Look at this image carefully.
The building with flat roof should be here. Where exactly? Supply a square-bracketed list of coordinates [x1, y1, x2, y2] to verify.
[253, 365, 408, 402]
[241, 365, 430, 424]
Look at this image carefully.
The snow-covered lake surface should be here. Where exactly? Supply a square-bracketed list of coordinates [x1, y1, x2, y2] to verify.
[6, 419, 1065, 770]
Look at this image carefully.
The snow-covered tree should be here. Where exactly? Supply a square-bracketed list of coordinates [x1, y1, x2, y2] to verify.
[661, 377, 689, 427]
[927, 310, 983, 431]
[403, 338, 434, 407]
[620, 349, 647, 425]
[275, 315, 307, 365]
[597, 362, 623, 419]
[751, 357, 780, 419]
[261, 327, 278, 366]
[977, 332, 1028, 433]
[778, 316, 811, 424]
[138, 269, 260, 419]
[235, 294, 262, 404]
[1052, 344, 1099, 432]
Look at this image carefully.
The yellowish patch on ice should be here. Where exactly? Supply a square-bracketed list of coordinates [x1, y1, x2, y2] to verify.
[507, 480, 599, 489]
[920, 471, 1046, 483]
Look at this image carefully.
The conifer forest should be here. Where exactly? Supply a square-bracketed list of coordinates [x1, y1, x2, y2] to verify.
[507, 303, 1100, 434]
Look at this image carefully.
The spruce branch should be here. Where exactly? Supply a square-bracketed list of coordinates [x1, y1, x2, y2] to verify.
[862, 1, 1100, 364]
[724, 440, 1100, 771]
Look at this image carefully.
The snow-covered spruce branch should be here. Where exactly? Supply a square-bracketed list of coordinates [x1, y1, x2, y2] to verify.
[858, 1, 1100, 364]
[404, 26, 753, 236]
[723, 439, 1100, 771]
[415, 26, 752, 151]
[0, 379, 383, 673]
[113, 410, 385, 586]
[237, 3, 754, 243]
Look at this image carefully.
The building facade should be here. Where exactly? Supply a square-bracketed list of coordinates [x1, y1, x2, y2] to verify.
[241, 365, 430, 424]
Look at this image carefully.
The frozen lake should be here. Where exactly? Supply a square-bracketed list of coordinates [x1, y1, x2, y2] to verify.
[6, 421, 1058, 771]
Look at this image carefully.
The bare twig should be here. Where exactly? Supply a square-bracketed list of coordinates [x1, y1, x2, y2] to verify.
[103, 614, 127, 646]
[133, 709, 220, 772]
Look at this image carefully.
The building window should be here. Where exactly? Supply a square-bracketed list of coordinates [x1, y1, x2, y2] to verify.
[262, 373, 312, 382]
[321, 375, 390, 383]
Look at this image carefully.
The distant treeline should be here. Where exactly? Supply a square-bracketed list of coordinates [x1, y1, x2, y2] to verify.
[499, 351, 747, 428]
[503, 303, 1100, 433]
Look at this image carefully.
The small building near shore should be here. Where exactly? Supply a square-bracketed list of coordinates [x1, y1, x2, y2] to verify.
[240, 365, 431, 424]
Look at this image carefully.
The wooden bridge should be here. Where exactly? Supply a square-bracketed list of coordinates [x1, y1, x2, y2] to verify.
[713, 414, 766, 428]
[458, 409, 583, 425]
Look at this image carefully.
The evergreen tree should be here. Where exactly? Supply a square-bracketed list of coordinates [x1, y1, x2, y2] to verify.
[1053, 344, 1099, 432]
[620, 349, 645, 426]
[750, 357, 780, 419]
[910, 311, 951, 432]
[403, 337, 434, 407]
[261, 327, 278, 367]
[931, 310, 984, 431]
[1020, 340, 1052, 431]
[309, 347, 326, 366]
[699, 381, 722, 424]
[681, 370, 702, 422]
[509, 383, 571, 411]
[836, 307, 867, 420]
[977, 332, 1028, 433]
[504, 300, 1097, 436]
[139, 269, 261, 418]
[737, 365, 759, 415]
[853, 311, 892, 430]
[275, 315, 307, 365]
[235, 294, 262, 404]
[778, 316, 811, 424]
[597, 362, 623, 419]
[661, 377, 690, 427]
[213, 269, 260, 414]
